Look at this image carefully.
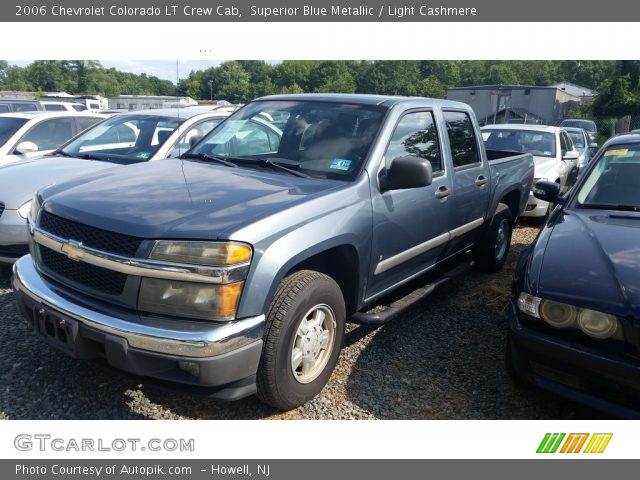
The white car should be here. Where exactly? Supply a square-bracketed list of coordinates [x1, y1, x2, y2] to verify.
[40, 101, 90, 112]
[0, 108, 230, 264]
[482, 124, 579, 220]
[0, 111, 106, 167]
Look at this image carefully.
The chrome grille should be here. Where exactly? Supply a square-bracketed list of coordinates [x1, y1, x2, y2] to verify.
[39, 246, 128, 295]
[39, 210, 142, 257]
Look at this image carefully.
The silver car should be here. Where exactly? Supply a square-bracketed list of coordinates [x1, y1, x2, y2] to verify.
[482, 124, 580, 220]
[0, 108, 230, 264]
[564, 126, 598, 170]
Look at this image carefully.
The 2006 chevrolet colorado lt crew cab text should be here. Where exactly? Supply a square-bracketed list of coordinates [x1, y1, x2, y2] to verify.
[13, 94, 534, 409]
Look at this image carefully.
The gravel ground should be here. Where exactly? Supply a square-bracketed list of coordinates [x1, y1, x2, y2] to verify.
[0, 224, 609, 420]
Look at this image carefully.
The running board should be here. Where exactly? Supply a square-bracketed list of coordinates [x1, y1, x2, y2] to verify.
[351, 259, 475, 325]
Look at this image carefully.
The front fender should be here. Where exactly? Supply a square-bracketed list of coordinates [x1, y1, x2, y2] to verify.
[235, 214, 372, 319]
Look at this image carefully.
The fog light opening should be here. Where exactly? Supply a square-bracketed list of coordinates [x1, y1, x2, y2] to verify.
[178, 361, 200, 378]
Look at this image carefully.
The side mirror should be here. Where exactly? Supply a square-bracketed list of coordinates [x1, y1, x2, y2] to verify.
[379, 156, 433, 191]
[533, 180, 563, 204]
[562, 150, 580, 161]
[589, 142, 598, 149]
[14, 141, 39, 154]
[189, 135, 204, 148]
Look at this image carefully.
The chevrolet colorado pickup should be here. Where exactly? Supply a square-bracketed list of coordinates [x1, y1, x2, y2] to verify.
[13, 94, 534, 409]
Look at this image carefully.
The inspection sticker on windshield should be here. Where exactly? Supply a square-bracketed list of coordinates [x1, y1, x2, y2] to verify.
[604, 149, 629, 156]
[136, 152, 151, 159]
[330, 159, 352, 171]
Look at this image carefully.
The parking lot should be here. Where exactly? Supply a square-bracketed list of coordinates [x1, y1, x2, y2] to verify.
[0, 223, 609, 420]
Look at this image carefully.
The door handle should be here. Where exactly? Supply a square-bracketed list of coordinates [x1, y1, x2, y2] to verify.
[435, 186, 451, 200]
[475, 175, 488, 187]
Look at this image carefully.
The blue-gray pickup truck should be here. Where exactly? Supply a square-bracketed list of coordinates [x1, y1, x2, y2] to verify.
[13, 94, 534, 409]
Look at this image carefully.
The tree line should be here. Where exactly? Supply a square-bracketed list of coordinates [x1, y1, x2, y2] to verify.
[1, 60, 639, 117]
[0, 60, 176, 97]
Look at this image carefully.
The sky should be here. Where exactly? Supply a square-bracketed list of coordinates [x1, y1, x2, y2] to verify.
[9, 60, 235, 83]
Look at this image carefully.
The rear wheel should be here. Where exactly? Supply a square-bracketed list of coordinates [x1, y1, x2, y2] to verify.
[473, 203, 513, 272]
[257, 270, 345, 410]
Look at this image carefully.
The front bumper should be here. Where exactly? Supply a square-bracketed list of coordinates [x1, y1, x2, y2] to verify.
[0, 208, 29, 264]
[13, 255, 266, 399]
[521, 191, 549, 218]
[507, 301, 640, 418]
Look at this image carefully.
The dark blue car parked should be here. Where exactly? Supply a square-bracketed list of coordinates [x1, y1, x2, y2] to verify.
[507, 133, 640, 418]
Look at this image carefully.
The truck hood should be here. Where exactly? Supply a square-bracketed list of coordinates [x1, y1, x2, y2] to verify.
[0, 156, 115, 209]
[536, 210, 640, 318]
[42, 159, 343, 239]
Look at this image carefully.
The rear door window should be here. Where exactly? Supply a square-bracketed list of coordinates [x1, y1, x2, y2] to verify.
[443, 111, 480, 168]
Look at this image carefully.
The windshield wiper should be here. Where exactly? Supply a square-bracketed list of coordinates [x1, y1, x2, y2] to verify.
[52, 150, 74, 157]
[181, 152, 237, 168]
[580, 203, 640, 212]
[257, 158, 310, 178]
[80, 153, 107, 161]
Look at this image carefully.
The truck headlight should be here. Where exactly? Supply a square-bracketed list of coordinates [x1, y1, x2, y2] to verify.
[517, 292, 622, 340]
[150, 240, 251, 266]
[139, 278, 243, 321]
[141, 240, 252, 321]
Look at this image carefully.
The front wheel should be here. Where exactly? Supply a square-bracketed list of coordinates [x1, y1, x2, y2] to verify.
[257, 270, 345, 410]
[473, 203, 513, 272]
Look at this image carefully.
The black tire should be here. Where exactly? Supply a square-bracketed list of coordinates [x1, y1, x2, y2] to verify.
[257, 270, 346, 410]
[473, 203, 513, 273]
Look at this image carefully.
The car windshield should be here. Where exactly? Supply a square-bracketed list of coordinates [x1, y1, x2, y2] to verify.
[187, 100, 385, 181]
[60, 114, 184, 164]
[562, 120, 596, 132]
[567, 131, 586, 149]
[0, 117, 29, 145]
[575, 144, 640, 210]
[482, 129, 556, 158]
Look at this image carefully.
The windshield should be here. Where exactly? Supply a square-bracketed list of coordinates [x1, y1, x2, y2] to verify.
[562, 120, 596, 132]
[0, 117, 28, 145]
[575, 144, 640, 210]
[482, 129, 556, 158]
[567, 131, 586, 149]
[61, 114, 184, 164]
[188, 100, 385, 180]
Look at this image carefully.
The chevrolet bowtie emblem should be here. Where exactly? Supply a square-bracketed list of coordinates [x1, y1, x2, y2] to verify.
[61, 240, 85, 261]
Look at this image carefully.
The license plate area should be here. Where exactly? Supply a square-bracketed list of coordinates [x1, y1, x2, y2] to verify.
[34, 306, 79, 350]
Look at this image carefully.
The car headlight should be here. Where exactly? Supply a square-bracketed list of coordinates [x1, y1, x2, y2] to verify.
[140, 240, 252, 321]
[540, 300, 577, 328]
[577, 309, 618, 339]
[149, 240, 251, 266]
[138, 278, 243, 321]
[517, 292, 622, 340]
[17, 200, 32, 219]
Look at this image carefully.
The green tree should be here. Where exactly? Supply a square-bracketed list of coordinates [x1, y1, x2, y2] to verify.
[308, 61, 356, 93]
[215, 61, 252, 103]
[486, 63, 518, 85]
